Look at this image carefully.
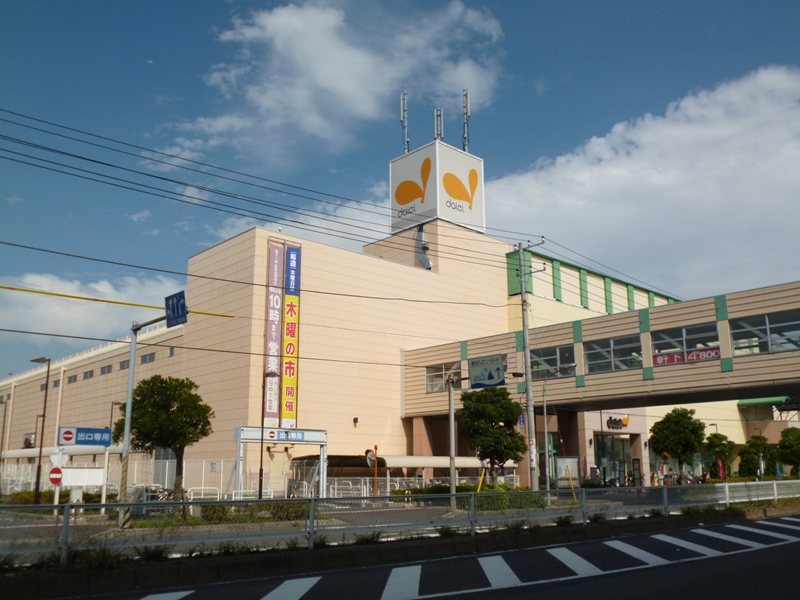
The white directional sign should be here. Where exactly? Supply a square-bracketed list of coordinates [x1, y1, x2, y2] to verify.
[468, 354, 506, 389]
[235, 426, 327, 445]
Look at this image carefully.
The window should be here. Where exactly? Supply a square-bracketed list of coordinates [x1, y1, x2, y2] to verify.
[530, 345, 576, 379]
[141, 352, 155, 365]
[67, 375, 77, 384]
[83, 370, 94, 380]
[169, 347, 175, 358]
[119, 359, 129, 370]
[40, 384, 47, 391]
[652, 323, 719, 366]
[53, 379, 60, 388]
[425, 362, 461, 393]
[731, 309, 800, 356]
[100, 365, 112, 375]
[584, 335, 642, 374]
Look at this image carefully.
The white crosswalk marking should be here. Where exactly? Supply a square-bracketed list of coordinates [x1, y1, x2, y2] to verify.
[261, 577, 321, 600]
[781, 517, 800, 523]
[758, 519, 800, 532]
[547, 547, 603, 576]
[604, 540, 669, 566]
[381, 565, 421, 600]
[652, 534, 722, 557]
[726, 524, 800, 542]
[691, 528, 765, 548]
[142, 593, 193, 600]
[478, 555, 522, 588]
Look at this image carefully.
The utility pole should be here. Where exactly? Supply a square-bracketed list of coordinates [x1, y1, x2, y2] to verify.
[517, 241, 544, 490]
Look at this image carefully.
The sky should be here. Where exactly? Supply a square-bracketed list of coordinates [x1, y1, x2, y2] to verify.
[2, 1, 800, 378]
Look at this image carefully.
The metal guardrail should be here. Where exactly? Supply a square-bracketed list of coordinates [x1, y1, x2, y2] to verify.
[0, 480, 797, 567]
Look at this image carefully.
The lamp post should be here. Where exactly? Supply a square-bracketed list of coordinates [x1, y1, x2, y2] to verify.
[0, 397, 7, 496]
[109, 402, 124, 430]
[447, 374, 459, 508]
[542, 363, 576, 494]
[30, 357, 51, 505]
[259, 372, 281, 500]
[709, 423, 718, 434]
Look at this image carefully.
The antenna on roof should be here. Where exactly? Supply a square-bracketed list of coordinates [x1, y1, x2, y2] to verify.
[400, 91, 409, 154]
[434, 107, 444, 141]
[462, 88, 470, 153]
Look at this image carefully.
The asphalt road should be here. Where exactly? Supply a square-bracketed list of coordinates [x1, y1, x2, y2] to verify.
[83, 515, 800, 600]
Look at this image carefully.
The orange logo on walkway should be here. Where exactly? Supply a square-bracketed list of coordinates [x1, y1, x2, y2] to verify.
[395, 158, 431, 205]
[443, 168, 479, 210]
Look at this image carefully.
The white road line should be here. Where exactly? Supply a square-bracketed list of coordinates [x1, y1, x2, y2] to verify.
[758, 519, 800, 532]
[652, 534, 722, 557]
[781, 517, 800, 523]
[478, 555, 522, 588]
[691, 528, 765, 548]
[726, 524, 800, 542]
[261, 577, 321, 600]
[547, 547, 603, 577]
[141, 593, 194, 600]
[381, 565, 421, 600]
[603, 540, 669, 566]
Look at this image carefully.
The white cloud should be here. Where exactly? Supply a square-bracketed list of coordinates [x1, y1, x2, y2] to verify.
[128, 210, 151, 223]
[0, 273, 184, 357]
[163, 1, 502, 166]
[7, 196, 23, 205]
[486, 66, 800, 299]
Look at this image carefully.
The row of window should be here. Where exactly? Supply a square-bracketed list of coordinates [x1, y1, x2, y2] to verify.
[424, 309, 800, 391]
[29, 352, 163, 390]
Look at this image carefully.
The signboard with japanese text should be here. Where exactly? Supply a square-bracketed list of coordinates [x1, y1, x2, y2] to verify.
[468, 354, 506, 389]
[236, 426, 326, 445]
[390, 140, 485, 234]
[58, 427, 112, 446]
[280, 246, 301, 428]
[653, 347, 721, 366]
[263, 241, 284, 428]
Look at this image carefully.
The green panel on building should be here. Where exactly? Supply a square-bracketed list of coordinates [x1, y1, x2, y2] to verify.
[517, 382, 526, 394]
[643, 367, 654, 381]
[721, 357, 734, 373]
[460, 341, 468, 360]
[573, 321, 583, 343]
[627, 285, 635, 311]
[639, 309, 650, 333]
[552, 260, 562, 301]
[648, 291, 656, 307]
[715, 295, 729, 321]
[516, 330, 524, 352]
[575, 375, 585, 388]
[604, 277, 613, 313]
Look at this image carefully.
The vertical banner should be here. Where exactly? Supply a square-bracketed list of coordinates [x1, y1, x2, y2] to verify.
[263, 242, 284, 428]
[280, 246, 301, 428]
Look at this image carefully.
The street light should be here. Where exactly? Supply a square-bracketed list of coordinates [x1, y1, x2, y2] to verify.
[709, 423, 718, 434]
[0, 396, 7, 496]
[109, 402, 125, 430]
[30, 357, 51, 505]
[542, 363, 577, 494]
[260, 372, 281, 500]
[447, 374, 460, 505]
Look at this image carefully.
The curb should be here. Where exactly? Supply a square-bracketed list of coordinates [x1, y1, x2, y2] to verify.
[3, 509, 787, 599]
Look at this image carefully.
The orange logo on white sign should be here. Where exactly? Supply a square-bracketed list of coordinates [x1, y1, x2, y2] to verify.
[395, 157, 431, 206]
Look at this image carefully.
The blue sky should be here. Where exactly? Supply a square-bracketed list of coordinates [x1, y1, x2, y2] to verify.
[2, 1, 800, 377]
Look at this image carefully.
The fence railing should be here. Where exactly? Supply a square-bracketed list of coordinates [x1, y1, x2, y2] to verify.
[1, 480, 797, 568]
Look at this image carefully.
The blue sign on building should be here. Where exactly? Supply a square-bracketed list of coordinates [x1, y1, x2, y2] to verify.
[277, 430, 305, 442]
[58, 427, 112, 446]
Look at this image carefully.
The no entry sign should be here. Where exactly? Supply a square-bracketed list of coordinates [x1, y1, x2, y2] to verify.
[49, 467, 63, 486]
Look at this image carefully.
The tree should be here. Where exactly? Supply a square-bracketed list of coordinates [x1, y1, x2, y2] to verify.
[737, 435, 776, 478]
[456, 387, 527, 485]
[704, 433, 736, 479]
[113, 375, 214, 496]
[648, 408, 705, 482]
[778, 428, 800, 476]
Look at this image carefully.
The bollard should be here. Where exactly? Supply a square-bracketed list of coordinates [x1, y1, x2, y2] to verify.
[469, 493, 476, 536]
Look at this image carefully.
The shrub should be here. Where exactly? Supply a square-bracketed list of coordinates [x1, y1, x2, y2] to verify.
[554, 515, 574, 527]
[588, 513, 607, 525]
[354, 531, 383, 545]
[436, 525, 459, 537]
[200, 504, 231, 524]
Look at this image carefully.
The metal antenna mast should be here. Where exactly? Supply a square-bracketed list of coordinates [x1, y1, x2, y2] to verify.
[462, 88, 470, 152]
[434, 107, 444, 141]
[400, 91, 409, 154]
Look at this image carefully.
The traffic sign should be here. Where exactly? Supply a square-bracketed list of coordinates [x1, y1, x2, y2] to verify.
[468, 354, 506, 389]
[49, 467, 63, 486]
[58, 427, 112, 446]
[165, 290, 188, 328]
[50, 449, 68, 467]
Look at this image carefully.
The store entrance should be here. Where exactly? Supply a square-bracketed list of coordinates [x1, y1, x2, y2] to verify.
[594, 434, 632, 486]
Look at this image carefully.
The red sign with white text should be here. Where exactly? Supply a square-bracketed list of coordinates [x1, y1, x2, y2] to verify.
[653, 347, 720, 366]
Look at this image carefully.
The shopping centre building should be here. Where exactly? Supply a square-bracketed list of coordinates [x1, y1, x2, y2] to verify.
[1, 140, 798, 496]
